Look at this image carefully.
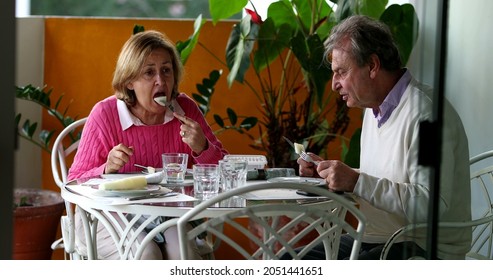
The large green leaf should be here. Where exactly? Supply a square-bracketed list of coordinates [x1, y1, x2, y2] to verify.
[225, 15, 259, 87]
[380, 4, 419, 65]
[209, 0, 248, 24]
[333, 0, 387, 21]
[253, 18, 292, 72]
[290, 33, 331, 104]
[266, 0, 297, 30]
[358, 0, 387, 19]
[292, 0, 333, 33]
[177, 14, 206, 65]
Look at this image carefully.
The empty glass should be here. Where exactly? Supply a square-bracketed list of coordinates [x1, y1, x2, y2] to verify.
[219, 159, 248, 191]
[193, 164, 220, 197]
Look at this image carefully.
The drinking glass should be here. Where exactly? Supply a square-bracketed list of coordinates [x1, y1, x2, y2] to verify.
[162, 153, 188, 183]
[219, 159, 248, 191]
[193, 164, 220, 197]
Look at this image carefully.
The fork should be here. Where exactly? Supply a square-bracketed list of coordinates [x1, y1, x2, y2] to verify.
[299, 151, 320, 166]
[125, 192, 178, 201]
[282, 136, 320, 166]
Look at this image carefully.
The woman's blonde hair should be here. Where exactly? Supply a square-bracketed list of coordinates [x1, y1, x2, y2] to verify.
[112, 30, 183, 106]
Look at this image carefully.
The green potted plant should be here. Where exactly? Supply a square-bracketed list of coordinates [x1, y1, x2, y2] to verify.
[14, 84, 81, 259]
[188, 0, 418, 168]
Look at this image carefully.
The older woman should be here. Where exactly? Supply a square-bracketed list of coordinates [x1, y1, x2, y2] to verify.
[68, 30, 228, 259]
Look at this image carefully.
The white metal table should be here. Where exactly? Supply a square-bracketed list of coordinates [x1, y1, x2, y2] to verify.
[62, 176, 341, 259]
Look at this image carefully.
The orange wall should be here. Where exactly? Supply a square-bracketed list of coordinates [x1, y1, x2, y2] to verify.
[41, 17, 362, 193]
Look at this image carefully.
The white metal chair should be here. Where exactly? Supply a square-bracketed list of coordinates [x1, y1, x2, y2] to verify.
[380, 150, 493, 260]
[50, 117, 89, 260]
[177, 182, 367, 260]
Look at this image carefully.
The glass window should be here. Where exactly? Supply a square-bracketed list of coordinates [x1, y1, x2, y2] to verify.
[25, 0, 241, 19]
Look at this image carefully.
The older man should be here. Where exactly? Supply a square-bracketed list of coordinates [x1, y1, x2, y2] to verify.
[298, 15, 471, 260]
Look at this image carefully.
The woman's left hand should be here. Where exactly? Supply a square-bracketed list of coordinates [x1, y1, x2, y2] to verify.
[174, 113, 208, 154]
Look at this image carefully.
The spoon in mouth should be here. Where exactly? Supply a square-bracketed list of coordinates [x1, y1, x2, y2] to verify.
[154, 96, 184, 123]
[154, 96, 168, 107]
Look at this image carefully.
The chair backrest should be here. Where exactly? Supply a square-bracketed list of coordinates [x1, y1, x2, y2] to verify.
[51, 117, 87, 188]
[177, 182, 366, 260]
[50, 117, 87, 259]
[380, 150, 493, 260]
[468, 150, 493, 259]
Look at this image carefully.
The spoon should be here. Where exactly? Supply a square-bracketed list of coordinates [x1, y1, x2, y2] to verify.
[154, 96, 184, 123]
[134, 164, 155, 174]
[154, 96, 168, 107]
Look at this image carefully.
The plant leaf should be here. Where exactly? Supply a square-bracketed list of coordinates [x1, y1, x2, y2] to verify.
[226, 15, 258, 87]
[209, 69, 222, 83]
[226, 108, 238, 126]
[291, 0, 332, 33]
[192, 93, 208, 106]
[196, 83, 212, 97]
[178, 14, 206, 65]
[290, 33, 331, 105]
[342, 128, 361, 168]
[15, 113, 21, 126]
[39, 130, 54, 149]
[358, 0, 387, 19]
[21, 120, 35, 137]
[133, 25, 145, 34]
[213, 114, 225, 127]
[253, 19, 292, 72]
[266, 0, 297, 31]
[380, 4, 419, 65]
[209, 0, 248, 25]
[240, 117, 258, 130]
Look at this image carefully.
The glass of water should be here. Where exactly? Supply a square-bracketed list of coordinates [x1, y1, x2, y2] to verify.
[193, 164, 220, 197]
[162, 153, 188, 183]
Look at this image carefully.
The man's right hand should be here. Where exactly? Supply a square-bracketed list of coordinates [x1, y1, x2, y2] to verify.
[297, 152, 324, 178]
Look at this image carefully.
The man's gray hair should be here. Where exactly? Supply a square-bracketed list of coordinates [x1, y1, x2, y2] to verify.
[324, 15, 402, 71]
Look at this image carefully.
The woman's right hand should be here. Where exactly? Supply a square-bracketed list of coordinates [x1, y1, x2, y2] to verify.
[104, 144, 134, 174]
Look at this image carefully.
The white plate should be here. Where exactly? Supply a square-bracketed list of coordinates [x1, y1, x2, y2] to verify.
[95, 185, 161, 197]
[267, 176, 326, 185]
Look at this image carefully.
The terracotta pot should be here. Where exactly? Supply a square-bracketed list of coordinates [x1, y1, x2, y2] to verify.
[13, 189, 64, 260]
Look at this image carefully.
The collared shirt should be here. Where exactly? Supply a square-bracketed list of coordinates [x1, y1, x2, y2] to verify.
[373, 69, 412, 127]
[116, 98, 185, 131]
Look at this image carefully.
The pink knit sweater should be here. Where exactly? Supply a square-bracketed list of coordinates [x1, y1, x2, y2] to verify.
[68, 94, 228, 180]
